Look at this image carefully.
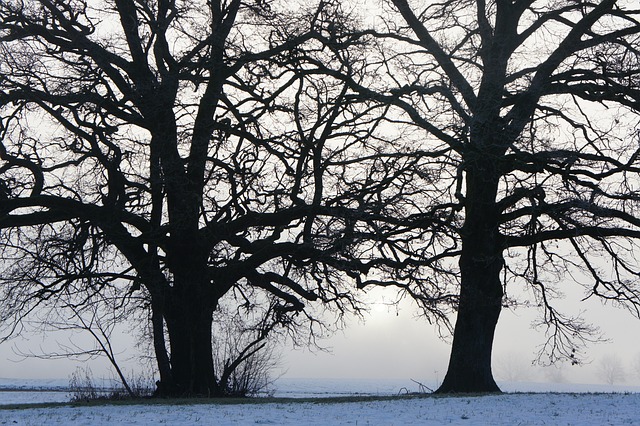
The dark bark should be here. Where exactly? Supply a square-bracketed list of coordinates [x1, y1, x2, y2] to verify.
[436, 158, 504, 393]
[161, 232, 221, 396]
[164, 304, 219, 396]
[436, 269, 503, 393]
[162, 277, 220, 396]
[150, 297, 173, 397]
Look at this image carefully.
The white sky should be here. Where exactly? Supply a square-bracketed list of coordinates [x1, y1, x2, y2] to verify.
[282, 287, 640, 386]
[1, 285, 639, 388]
[2, 0, 639, 392]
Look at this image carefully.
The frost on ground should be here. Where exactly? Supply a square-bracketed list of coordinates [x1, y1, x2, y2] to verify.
[0, 393, 639, 425]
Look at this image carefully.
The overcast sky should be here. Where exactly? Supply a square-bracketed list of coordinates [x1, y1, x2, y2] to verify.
[1, 0, 640, 394]
[282, 287, 640, 386]
[2, 284, 639, 387]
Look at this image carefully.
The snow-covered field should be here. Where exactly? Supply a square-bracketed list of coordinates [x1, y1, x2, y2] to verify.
[1, 378, 640, 425]
[0, 392, 639, 425]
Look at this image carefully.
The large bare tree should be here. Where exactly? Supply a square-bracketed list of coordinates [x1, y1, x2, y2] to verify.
[335, 0, 640, 392]
[4, 0, 639, 397]
[0, 0, 408, 396]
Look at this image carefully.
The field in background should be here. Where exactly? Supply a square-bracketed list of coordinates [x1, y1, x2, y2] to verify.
[1, 377, 640, 405]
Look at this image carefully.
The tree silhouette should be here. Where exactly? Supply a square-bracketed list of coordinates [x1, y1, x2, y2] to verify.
[3, 0, 640, 396]
[338, 0, 640, 392]
[0, 0, 405, 396]
[597, 354, 626, 385]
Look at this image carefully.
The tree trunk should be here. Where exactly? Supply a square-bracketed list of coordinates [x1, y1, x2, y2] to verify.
[150, 296, 174, 397]
[165, 303, 220, 396]
[436, 261, 503, 393]
[436, 161, 504, 393]
[161, 238, 221, 397]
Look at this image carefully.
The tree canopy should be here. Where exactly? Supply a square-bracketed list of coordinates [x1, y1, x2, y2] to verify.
[1, 0, 640, 395]
[344, 0, 640, 391]
[0, 0, 417, 396]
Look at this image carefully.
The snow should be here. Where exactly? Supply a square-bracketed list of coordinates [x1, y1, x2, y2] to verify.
[270, 377, 429, 397]
[0, 390, 70, 405]
[273, 377, 640, 396]
[1, 378, 640, 424]
[0, 378, 69, 391]
[0, 393, 638, 425]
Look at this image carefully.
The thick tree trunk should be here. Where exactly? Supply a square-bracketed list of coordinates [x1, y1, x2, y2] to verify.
[165, 300, 220, 396]
[436, 257, 503, 393]
[436, 161, 504, 393]
[161, 237, 221, 397]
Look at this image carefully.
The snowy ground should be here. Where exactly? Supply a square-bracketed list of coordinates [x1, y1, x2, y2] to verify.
[1, 378, 640, 425]
[0, 393, 639, 425]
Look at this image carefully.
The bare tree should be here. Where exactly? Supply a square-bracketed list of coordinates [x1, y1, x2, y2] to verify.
[4, 0, 640, 398]
[598, 354, 626, 385]
[494, 353, 532, 383]
[331, 0, 640, 392]
[630, 352, 640, 382]
[26, 299, 140, 398]
[0, 0, 401, 397]
[211, 300, 283, 396]
[543, 365, 567, 384]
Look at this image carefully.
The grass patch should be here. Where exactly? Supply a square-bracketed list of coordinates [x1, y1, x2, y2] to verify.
[0, 392, 438, 410]
[7, 390, 628, 411]
[0, 401, 74, 411]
